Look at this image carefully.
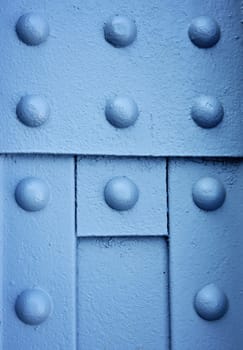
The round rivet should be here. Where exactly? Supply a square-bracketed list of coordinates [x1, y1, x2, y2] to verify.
[192, 177, 226, 211]
[15, 177, 50, 212]
[16, 13, 49, 46]
[188, 16, 220, 48]
[16, 95, 50, 127]
[15, 289, 52, 325]
[194, 283, 228, 321]
[104, 15, 137, 47]
[105, 96, 139, 128]
[191, 95, 224, 128]
[104, 176, 139, 211]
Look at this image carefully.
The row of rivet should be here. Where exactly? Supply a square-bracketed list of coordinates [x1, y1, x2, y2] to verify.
[16, 92, 223, 130]
[15, 175, 227, 214]
[14, 12, 53, 325]
[14, 177, 52, 324]
[15, 13, 222, 130]
[193, 176, 228, 321]
[15, 13, 220, 49]
[189, 16, 227, 320]
[189, 16, 223, 129]
[15, 12, 50, 128]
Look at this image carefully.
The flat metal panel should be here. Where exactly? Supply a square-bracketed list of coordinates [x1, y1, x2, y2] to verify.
[169, 159, 243, 350]
[77, 156, 167, 236]
[0, 0, 242, 156]
[2, 156, 76, 350]
[77, 237, 169, 350]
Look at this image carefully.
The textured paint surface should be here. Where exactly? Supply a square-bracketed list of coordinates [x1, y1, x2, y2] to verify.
[169, 159, 243, 350]
[1, 156, 76, 349]
[0, 0, 242, 155]
[77, 237, 169, 350]
[1, 0, 242, 348]
[77, 157, 167, 236]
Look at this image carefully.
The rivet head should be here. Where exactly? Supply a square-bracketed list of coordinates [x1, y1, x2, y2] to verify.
[15, 289, 52, 325]
[15, 177, 50, 212]
[188, 16, 220, 48]
[104, 15, 137, 47]
[191, 95, 224, 128]
[105, 96, 139, 128]
[16, 13, 49, 46]
[104, 176, 139, 211]
[192, 177, 226, 211]
[194, 284, 228, 321]
[16, 95, 50, 127]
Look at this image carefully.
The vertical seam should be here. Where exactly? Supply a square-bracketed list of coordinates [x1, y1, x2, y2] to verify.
[166, 157, 172, 350]
[74, 155, 78, 350]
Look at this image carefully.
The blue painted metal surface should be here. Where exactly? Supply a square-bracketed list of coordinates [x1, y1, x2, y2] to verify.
[77, 156, 167, 236]
[2, 156, 76, 349]
[77, 237, 169, 349]
[0, 0, 242, 155]
[1, 1, 242, 349]
[169, 159, 243, 349]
